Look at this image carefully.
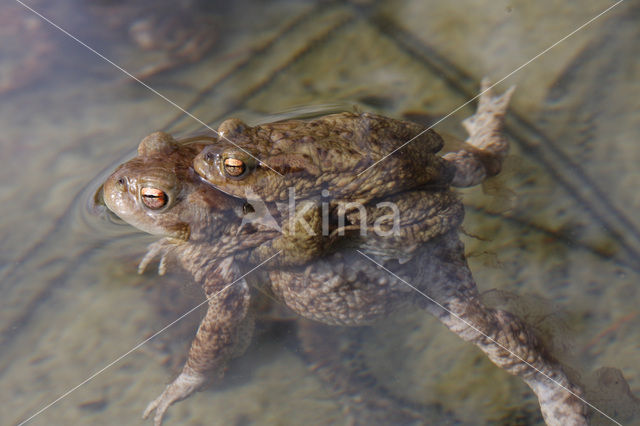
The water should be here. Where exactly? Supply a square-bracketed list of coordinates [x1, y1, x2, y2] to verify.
[1, 0, 638, 424]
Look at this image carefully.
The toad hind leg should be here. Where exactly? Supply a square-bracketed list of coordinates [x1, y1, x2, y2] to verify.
[143, 276, 253, 426]
[427, 298, 588, 425]
[394, 237, 588, 425]
[412, 260, 587, 423]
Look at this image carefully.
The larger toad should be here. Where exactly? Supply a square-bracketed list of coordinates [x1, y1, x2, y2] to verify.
[101, 82, 588, 425]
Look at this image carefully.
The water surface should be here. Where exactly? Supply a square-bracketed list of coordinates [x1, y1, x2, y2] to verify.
[1, 0, 638, 424]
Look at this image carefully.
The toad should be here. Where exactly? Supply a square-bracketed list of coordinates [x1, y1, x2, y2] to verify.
[192, 111, 451, 203]
[101, 82, 588, 425]
[192, 79, 511, 202]
[100, 133, 438, 423]
[190, 80, 514, 265]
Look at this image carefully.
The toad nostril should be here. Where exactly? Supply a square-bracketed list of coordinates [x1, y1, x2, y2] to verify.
[204, 151, 216, 163]
[116, 177, 127, 189]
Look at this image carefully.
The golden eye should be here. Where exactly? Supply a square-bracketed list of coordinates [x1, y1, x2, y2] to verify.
[223, 157, 247, 177]
[141, 187, 168, 210]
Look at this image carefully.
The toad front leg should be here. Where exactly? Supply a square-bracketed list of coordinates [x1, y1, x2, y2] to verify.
[250, 198, 331, 266]
[143, 274, 252, 426]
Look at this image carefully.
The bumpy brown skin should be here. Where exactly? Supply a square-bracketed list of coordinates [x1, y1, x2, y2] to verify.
[272, 234, 588, 426]
[102, 133, 440, 425]
[193, 111, 453, 203]
[192, 80, 514, 202]
[189, 110, 456, 265]
[103, 85, 588, 426]
[187, 81, 511, 266]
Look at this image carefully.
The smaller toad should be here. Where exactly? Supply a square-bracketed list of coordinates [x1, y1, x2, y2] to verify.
[193, 79, 513, 205]
[193, 112, 451, 203]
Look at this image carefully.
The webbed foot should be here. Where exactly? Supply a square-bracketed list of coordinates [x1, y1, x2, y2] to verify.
[142, 371, 205, 425]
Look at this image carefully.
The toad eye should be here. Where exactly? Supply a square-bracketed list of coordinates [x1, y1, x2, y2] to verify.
[223, 157, 247, 178]
[141, 187, 168, 210]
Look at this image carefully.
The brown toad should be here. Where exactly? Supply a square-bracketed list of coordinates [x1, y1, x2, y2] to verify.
[192, 111, 452, 203]
[101, 133, 433, 423]
[102, 82, 588, 425]
[189, 79, 513, 265]
[192, 79, 512, 200]
[189, 108, 456, 265]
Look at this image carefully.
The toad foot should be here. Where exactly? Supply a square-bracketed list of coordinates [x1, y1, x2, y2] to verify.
[444, 78, 515, 187]
[143, 370, 205, 426]
[138, 238, 175, 275]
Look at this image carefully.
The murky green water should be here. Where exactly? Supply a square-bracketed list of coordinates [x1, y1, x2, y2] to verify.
[1, 0, 638, 425]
